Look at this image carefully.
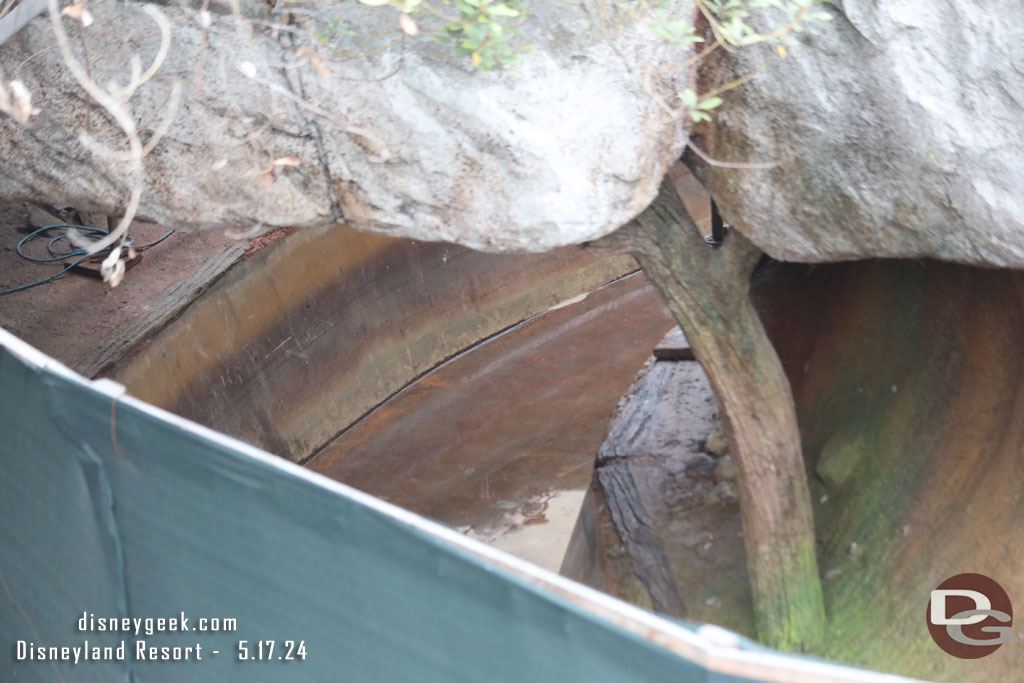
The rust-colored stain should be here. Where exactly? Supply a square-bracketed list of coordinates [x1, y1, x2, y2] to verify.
[754, 259, 1024, 681]
[307, 273, 677, 531]
[112, 223, 637, 461]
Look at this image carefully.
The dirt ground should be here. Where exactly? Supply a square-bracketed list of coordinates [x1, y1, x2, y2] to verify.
[0, 202, 248, 376]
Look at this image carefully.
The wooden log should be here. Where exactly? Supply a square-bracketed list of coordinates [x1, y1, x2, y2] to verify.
[626, 174, 826, 652]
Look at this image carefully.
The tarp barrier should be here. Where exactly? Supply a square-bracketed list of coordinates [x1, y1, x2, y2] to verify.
[0, 328, 914, 683]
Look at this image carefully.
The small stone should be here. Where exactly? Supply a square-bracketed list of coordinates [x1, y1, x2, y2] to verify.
[712, 481, 737, 505]
[704, 430, 729, 457]
[685, 454, 717, 479]
[816, 429, 865, 491]
[848, 541, 861, 557]
[77, 210, 110, 231]
[820, 494, 829, 504]
[27, 205, 62, 229]
[824, 567, 842, 582]
[713, 454, 737, 484]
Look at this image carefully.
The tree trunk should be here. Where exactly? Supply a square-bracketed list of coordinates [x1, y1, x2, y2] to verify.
[627, 176, 825, 652]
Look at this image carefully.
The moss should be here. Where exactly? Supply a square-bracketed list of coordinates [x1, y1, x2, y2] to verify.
[756, 533, 827, 653]
[763, 262, 959, 676]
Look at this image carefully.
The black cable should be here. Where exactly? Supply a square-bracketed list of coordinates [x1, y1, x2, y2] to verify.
[0, 223, 175, 296]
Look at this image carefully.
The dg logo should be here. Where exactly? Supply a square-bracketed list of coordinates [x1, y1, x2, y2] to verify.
[927, 573, 1013, 658]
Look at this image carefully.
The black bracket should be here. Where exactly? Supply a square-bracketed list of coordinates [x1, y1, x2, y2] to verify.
[705, 199, 728, 247]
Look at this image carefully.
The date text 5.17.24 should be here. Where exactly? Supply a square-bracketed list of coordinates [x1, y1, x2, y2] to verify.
[237, 640, 306, 661]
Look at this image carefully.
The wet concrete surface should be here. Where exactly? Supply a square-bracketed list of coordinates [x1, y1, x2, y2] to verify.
[307, 272, 677, 563]
[111, 223, 637, 463]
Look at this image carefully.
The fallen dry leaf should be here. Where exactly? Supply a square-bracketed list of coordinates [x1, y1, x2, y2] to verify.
[297, 48, 331, 77]
[1, 80, 40, 125]
[62, 3, 95, 27]
[399, 12, 419, 36]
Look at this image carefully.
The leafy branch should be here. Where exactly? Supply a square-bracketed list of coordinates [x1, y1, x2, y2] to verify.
[643, 0, 833, 121]
[358, 0, 528, 72]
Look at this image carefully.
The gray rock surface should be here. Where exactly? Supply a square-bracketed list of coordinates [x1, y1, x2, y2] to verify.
[0, 1, 690, 251]
[4, 1, 1023, 265]
[697, 0, 1024, 267]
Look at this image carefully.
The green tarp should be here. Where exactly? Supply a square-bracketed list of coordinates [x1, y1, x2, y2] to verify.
[0, 329, 910, 682]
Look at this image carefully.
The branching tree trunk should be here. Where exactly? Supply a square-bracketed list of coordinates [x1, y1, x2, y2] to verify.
[627, 176, 825, 651]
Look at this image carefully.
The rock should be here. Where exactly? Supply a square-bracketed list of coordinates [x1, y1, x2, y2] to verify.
[76, 211, 110, 232]
[703, 430, 729, 457]
[685, 453, 718, 480]
[26, 206, 61, 230]
[713, 454, 737, 484]
[6, 1, 1022, 269]
[815, 428, 865, 492]
[711, 481, 737, 506]
[695, 0, 1024, 268]
[0, 2, 691, 252]
[5, 1, 1024, 268]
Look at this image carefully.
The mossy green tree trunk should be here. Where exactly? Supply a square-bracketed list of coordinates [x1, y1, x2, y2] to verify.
[628, 177, 825, 651]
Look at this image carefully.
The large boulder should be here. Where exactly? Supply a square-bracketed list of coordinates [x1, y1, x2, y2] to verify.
[0, 1, 690, 251]
[4, 1, 1023, 264]
[697, 0, 1024, 268]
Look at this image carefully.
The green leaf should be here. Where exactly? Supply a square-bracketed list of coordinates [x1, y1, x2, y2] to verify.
[663, 20, 693, 35]
[651, 25, 673, 40]
[486, 4, 519, 17]
[678, 89, 698, 108]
